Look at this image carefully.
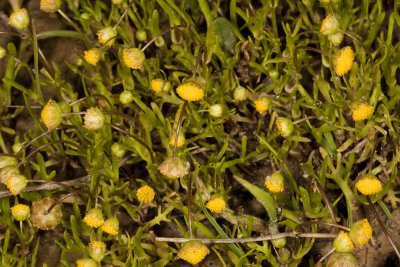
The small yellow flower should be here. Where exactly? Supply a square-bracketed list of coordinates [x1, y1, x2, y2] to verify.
[254, 97, 269, 114]
[349, 219, 372, 247]
[158, 157, 190, 179]
[40, 0, 62, 13]
[84, 48, 101, 66]
[122, 48, 145, 70]
[8, 8, 30, 30]
[97, 27, 117, 47]
[150, 79, 166, 93]
[89, 241, 106, 262]
[83, 208, 104, 228]
[11, 204, 30, 221]
[41, 99, 63, 130]
[176, 83, 204, 102]
[355, 174, 382, 195]
[206, 196, 226, 213]
[169, 132, 185, 148]
[6, 174, 27, 195]
[334, 46, 355, 76]
[320, 13, 339, 35]
[177, 240, 210, 265]
[351, 102, 374, 121]
[265, 171, 285, 193]
[76, 258, 97, 267]
[333, 231, 354, 252]
[136, 185, 155, 204]
[101, 217, 119, 236]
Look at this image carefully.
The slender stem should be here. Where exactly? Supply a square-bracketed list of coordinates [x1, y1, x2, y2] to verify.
[141, 25, 188, 52]
[316, 248, 335, 266]
[69, 94, 112, 108]
[298, 221, 350, 232]
[173, 101, 188, 157]
[155, 232, 337, 244]
[57, 10, 90, 47]
[310, 176, 337, 224]
[187, 174, 193, 239]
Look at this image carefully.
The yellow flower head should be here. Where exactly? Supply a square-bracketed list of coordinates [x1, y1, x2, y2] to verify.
[122, 48, 145, 70]
[355, 174, 382, 195]
[333, 231, 354, 252]
[136, 185, 155, 204]
[265, 171, 285, 193]
[83, 208, 104, 228]
[151, 79, 166, 93]
[334, 46, 355, 76]
[158, 157, 190, 179]
[351, 102, 374, 121]
[8, 8, 30, 30]
[40, 0, 62, 13]
[177, 240, 210, 265]
[11, 204, 30, 221]
[169, 132, 185, 148]
[76, 258, 97, 267]
[254, 97, 269, 114]
[6, 174, 27, 195]
[206, 196, 226, 213]
[84, 48, 102, 66]
[349, 219, 372, 247]
[41, 99, 63, 130]
[101, 217, 119, 236]
[320, 13, 340, 35]
[176, 83, 204, 102]
[89, 241, 106, 262]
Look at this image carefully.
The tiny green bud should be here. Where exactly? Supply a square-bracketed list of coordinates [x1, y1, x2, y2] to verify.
[0, 46, 6, 59]
[276, 117, 294, 138]
[209, 104, 223, 117]
[155, 36, 165, 47]
[119, 90, 134, 104]
[8, 9, 30, 30]
[12, 142, 23, 154]
[333, 231, 354, 252]
[84, 107, 105, 131]
[11, 204, 30, 221]
[97, 27, 117, 47]
[136, 29, 147, 42]
[233, 86, 247, 102]
[111, 143, 126, 158]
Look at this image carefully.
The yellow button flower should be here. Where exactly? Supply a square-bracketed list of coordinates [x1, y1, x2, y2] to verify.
[351, 102, 374, 121]
[206, 196, 226, 213]
[11, 204, 30, 221]
[101, 217, 119, 236]
[254, 97, 269, 114]
[265, 171, 285, 193]
[6, 174, 27, 195]
[355, 174, 382, 195]
[41, 99, 63, 130]
[83, 208, 104, 228]
[333, 231, 354, 252]
[320, 13, 339, 35]
[177, 240, 209, 265]
[334, 46, 355, 76]
[176, 83, 204, 102]
[84, 48, 102, 66]
[122, 48, 145, 70]
[89, 241, 106, 262]
[8, 8, 30, 30]
[349, 219, 372, 247]
[151, 79, 166, 93]
[136, 185, 155, 204]
[40, 0, 61, 13]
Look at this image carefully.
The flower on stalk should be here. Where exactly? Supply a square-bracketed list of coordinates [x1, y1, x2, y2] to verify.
[177, 240, 209, 265]
[254, 97, 269, 114]
[158, 157, 190, 179]
[351, 102, 374, 122]
[89, 241, 106, 262]
[76, 258, 98, 267]
[276, 117, 294, 138]
[84, 107, 105, 131]
[40, 0, 62, 13]
[41, 100, 63, 130]
[136, 185, 155, 204]
[84, 48, 102, 66]
[265, 171, 285, 193]
[349, 219, 372, 247]
[355, 174, 382, 195]
[334, 46, 355, 76]
[176, 83, 204, 102]
[11, 204, 30, 221]
[333, 231, 354, 252]
[206, 196, 226, 213]
[320, 13, 340, 35]
[30, 197, 62, 230]
[150, 79, 166, 93]
[123, 48, 145, 70]
[101, 217, 119, 236]
[8, 9, 30, 30]
[97, 27, 117, 47]
[6, 174, 27, 195]
[83, 208, 104, 228]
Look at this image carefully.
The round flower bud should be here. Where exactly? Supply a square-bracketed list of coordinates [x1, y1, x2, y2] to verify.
[254, 97, 269, 114]
[111, 143, 126, 158]
[97, 27, 117, 47]
[150, 79, 166, 93]
[122, 48, 145, 70]
[158, 157, 190, 179]
[351, 102, 374, 122]
[333, 231, 354, 252]
[30, 197, 62, 230]
[6, 174, 27, 195]
[40, 0, 62, 13]
[265, 171, 285, 193]
[41, 99, 63, 130]
[209, 104, 223, 117]
[76, 258, 98, 267]
[0, 166, 20, 184]
[234, 86, 247, 102]
[119, 90, 134, 104]
[84, 48, 102, 66]
[89, 241, 106, 262]
[155, 36, 165, 47]
[11, 204, 30, 221]
[326, 252, 360, 267]
[84, 107, 105, 131]
[349, 219, 372, 247]
[8, 9, 30, 30]
[83, 208, 104, 228]
[206, 196, 226, 213]
[0, 156, 18, 169]
[320, 13, 340, 35]
[135, 29, 147, 42]
[0, 46, 6, 59]
[101, 217, 119, 236]
[177, 240, 209, 265]
[272, 237, 286, 248]
[355, 174, 382, 195]
[169, 132, 185, 148]
[276, 117, 294, 138]
[176, 83, 205, 102]
[12, 143, 23, 154]
[136, 185, 155, 204]
[334, 46, 355, 76]
[328, 32, 344, 46]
